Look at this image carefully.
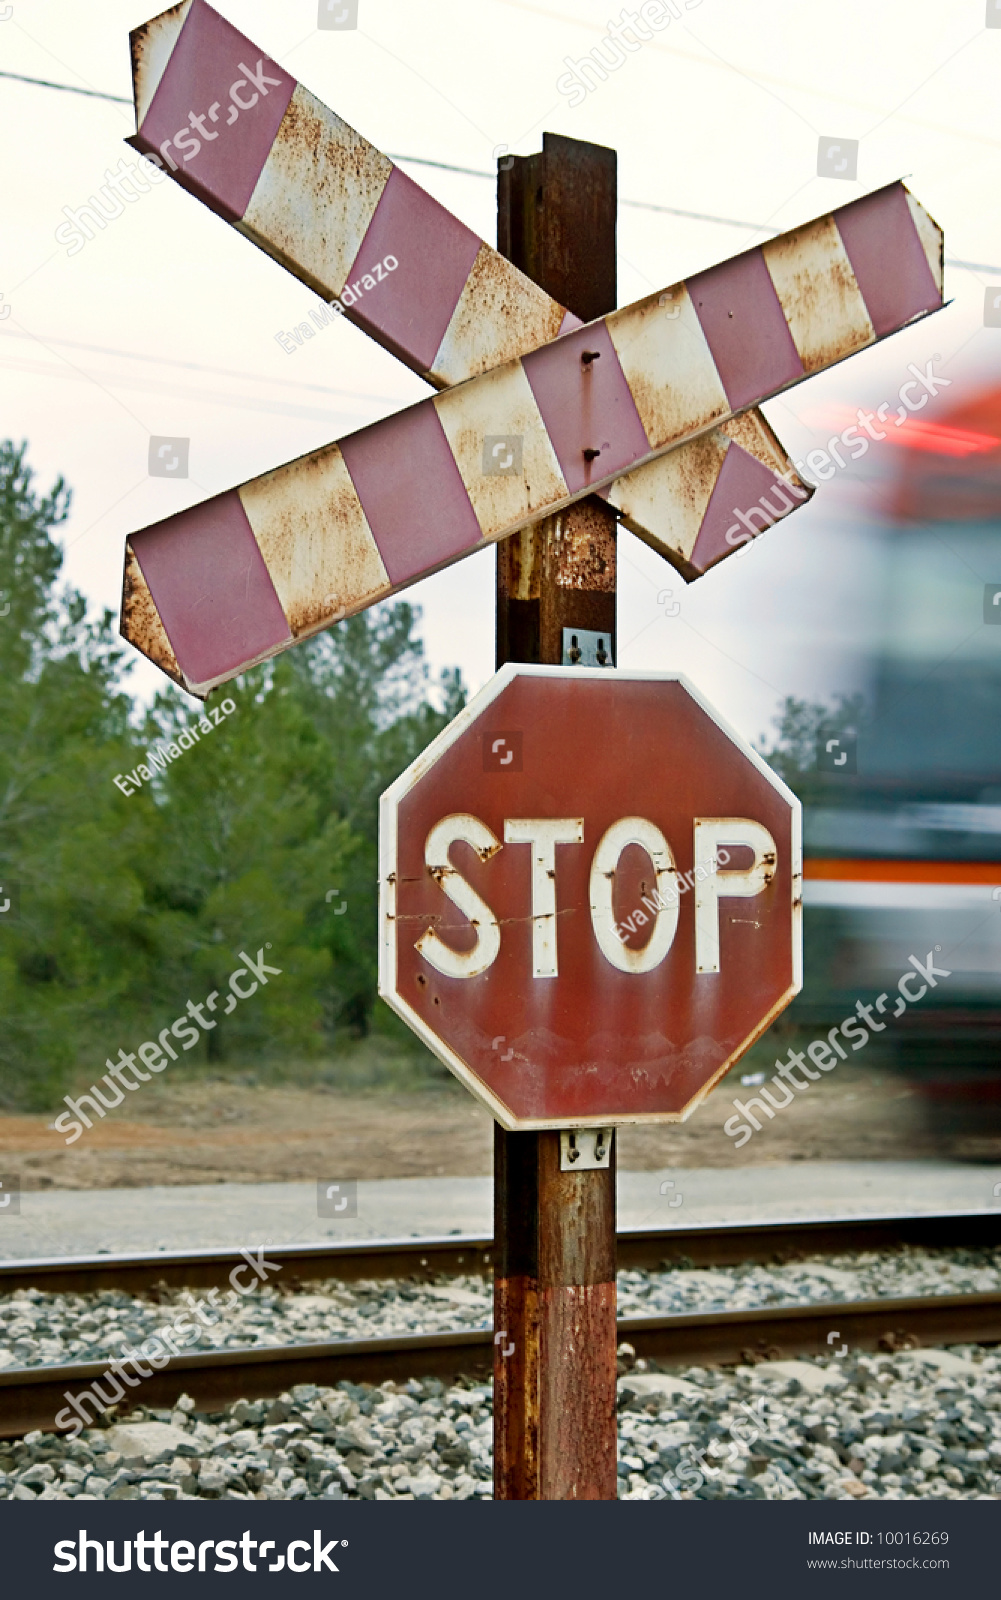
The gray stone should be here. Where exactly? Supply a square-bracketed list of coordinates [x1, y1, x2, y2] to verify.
[618, 1373, 699, 1400]
[906, 1350, 975, 1378]
[406, 1474, 442, 1500]
[104, 1422, 191, 1462]
[754, 1361, 847, 1394]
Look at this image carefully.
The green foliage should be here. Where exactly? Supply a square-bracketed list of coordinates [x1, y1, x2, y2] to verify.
[756, 691, 867, 804]
[0, 443, 464, 1109]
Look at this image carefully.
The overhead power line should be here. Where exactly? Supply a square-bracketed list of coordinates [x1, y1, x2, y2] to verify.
[0, 69, 130, 102]
[3, 71, 999, 268]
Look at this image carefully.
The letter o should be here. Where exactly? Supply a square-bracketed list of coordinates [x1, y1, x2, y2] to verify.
[384, 254, 399, 271]
[220, 697, 236, 716]
[589, 818, 679, 974]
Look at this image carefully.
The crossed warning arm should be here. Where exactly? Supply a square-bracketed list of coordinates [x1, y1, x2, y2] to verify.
[121, 1, 944, 697]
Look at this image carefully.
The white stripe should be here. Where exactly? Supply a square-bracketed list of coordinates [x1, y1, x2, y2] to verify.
[804, 881, 999, 911]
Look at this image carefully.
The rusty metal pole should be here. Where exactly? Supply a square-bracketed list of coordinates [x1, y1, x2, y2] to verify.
[492, 133, 619, 1501]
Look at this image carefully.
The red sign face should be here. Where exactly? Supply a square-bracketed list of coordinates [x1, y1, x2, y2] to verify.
[379, 667, 801, 1129]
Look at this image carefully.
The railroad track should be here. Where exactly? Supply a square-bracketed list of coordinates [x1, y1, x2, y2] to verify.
[2, 1211, 1000, 1440]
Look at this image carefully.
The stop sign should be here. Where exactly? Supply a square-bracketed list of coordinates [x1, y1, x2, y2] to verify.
[379, 667, 801, 1129]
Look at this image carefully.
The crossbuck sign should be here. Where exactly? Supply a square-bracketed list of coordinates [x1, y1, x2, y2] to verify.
[120, 1, 944, 698]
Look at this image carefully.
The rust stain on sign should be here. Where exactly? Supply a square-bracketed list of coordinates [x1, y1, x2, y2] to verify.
[429, 242, 568, 391]
[762, 215, 874, 377]
[129, 1, 191, 126]
[239, 84, 392, 304]
[551, 502, 616, 593]
[120, 543, 184, 688]
[239, 442, 390, 638]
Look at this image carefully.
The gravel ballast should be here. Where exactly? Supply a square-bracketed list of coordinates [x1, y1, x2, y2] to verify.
[1, 1347, 999, 1502]
[1, 1246, 999, 1371]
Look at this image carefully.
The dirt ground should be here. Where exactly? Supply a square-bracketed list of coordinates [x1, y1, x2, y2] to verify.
[0, 1061, 962, 1190]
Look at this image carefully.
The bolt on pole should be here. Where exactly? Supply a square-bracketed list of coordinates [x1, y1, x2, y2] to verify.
[493, 133, 619, 1501]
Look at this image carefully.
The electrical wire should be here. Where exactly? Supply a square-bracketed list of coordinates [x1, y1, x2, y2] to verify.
[3, 70, 998, 268]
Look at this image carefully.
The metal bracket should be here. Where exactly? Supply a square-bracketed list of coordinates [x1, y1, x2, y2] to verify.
[561, 628, 614, 668]
[559, 1128, 613, 1171]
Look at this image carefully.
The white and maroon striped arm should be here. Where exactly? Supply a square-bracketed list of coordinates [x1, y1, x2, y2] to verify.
[124, 180, 944, 696]
[123, 0, 808, 660]
[128, 0, 567, 386]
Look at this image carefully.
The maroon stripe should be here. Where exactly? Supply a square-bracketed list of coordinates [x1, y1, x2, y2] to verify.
[343, 167, 482, 374]
[131, 0, 295, 225]
[131, 490, 291, 687]
[339, 401, 482, 586]
[521, 321, 649, 497]
[834, 183, 941, 338]
[689, 442, 806, 574]
[687, 247, 804, 412]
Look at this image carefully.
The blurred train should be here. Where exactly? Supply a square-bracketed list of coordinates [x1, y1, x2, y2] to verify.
[794, 381, 1001, 1156]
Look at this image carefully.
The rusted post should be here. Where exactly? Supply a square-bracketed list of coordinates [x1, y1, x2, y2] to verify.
[493, 133, 619, 1501]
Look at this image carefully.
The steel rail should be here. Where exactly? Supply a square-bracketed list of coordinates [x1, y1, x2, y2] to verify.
[1, 1288, 1000, 1441]
[2, 1210, 1000, 1297]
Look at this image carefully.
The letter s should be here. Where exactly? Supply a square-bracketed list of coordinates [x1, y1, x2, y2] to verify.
[214, 1542, 238, 1573]
[172, 126, 201, 162]
[52, 1540, 78, 1573]
[54, 1112, 83, 1145]
[54, 222, 85, 257]
[171, 1016, 201, 1050]
[415, 815, 502, 979]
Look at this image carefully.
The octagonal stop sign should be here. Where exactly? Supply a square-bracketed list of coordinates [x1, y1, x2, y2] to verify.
[379, 666, 802, 1129]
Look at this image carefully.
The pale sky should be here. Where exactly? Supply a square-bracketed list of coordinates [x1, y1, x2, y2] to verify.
[2, 0, 999, 744]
